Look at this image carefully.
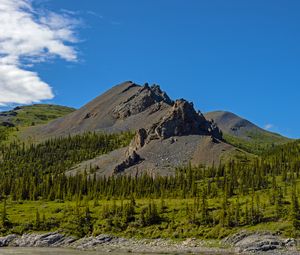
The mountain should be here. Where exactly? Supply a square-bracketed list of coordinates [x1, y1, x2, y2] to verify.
[25, 81, 173, 138]
[25, 81, 247, 176]
[0, 104, 75, 128]
[204, 111, 291, 154]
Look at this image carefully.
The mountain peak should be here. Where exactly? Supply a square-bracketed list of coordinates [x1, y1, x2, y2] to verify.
[25, 82, 236, 176]
[112, 82, 173, 120]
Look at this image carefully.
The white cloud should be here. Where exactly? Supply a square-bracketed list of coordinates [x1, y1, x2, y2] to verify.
[0, 0, 78, 105]
[264, 124, 274, 130]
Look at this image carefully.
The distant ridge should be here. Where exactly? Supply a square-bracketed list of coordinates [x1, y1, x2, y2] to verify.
[204, 111, 291, 154]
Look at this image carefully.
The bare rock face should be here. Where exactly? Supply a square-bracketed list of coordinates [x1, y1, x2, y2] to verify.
[127, 128, 148, 156]
[112, 84, 173, 119]
[112, 99, 224, 175]
[148, 99, 222, 140]
[113, 151, 142, 174]
[127, 99, 223, 147]
[223, 231, 297, 253]
[113, 128, 147, 173]
[30, 81, 231, 177]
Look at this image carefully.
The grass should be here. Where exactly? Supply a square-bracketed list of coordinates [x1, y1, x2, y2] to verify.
[2, 175, 299, 240]
[0, 104, 75, 144]
[224, 131, 291, 155]
[0, 104, 75, 127]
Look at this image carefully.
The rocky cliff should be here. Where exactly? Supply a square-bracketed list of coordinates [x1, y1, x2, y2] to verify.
[51, 81, 241, 176]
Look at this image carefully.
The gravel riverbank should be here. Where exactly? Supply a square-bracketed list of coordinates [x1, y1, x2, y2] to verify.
[0, 231, 298, 254]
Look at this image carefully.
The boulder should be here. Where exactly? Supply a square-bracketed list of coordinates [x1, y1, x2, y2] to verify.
[223, 231, 297, 253]
[10, 232, 76, 247]
[0, 234, 17, 247]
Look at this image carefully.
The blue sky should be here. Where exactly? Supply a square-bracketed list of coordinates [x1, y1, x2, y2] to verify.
[1, 1, 300, 138]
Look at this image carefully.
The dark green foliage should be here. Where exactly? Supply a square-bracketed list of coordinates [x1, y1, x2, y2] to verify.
[0, 131, 134, 200]
[62, 205, 94, 237]
[35, 209, 41, 230]
[1, 198, 11, 230]
[140, 202, 161, 226]
[290, 184, 300, 233]
[0, 131, 300, 238]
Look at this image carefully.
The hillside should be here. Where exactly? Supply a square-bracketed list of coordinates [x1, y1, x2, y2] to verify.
[23, 81, 247, 176]
[0, 104, 75, 144]
[204, 111, 291, 154]
[0, 83, 300, 246]
[25, 82, 174, 137]
[1, 126, 300, 242]
[0, 104, 75, 127]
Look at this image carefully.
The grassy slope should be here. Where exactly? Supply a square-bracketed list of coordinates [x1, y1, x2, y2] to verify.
[205, 111, 291, 155]
[0, 104, 75, 127]
[0, 104, 75, 144]
[224, 130, 291, 155]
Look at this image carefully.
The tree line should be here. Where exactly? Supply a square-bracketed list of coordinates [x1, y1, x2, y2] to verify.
[0, 132, 300, 237]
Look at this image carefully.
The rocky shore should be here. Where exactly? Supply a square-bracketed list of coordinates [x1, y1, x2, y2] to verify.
[0, 231, 298, 254]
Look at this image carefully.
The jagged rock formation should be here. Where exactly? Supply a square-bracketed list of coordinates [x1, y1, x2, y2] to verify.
[146, 99, 222, 140]
[128, 99, 222, 151]
[113, 150, 143, 174]
[112, 83, 173, 120]
[127, 128, 148, 156]
[111, 98, 224, 174]
[23, 81, 244, 176]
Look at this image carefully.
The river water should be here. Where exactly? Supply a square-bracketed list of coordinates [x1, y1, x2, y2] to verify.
[0, 247, 230, 255]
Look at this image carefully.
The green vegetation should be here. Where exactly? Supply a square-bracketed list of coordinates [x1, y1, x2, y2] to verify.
[224, 130, 291, 155]
[0, 126, 11, 142]
[0, 131, 300, 239]
[0, 104, 75, 145]
[0, 104, 75, 127]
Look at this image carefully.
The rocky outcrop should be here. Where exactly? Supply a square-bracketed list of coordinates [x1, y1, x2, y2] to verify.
[113, 150, 143, 174]
[127, 128, 148, 156]
[0, 234, 17, 247]
[31, 81, 236, 177]
[0, 233, 76, 247]
[113, 128, 148, 174]
[1, 232, 299, 254]
[111, 99, 224, 175]
[223, 231, 298, 253]
[146, 99, 222, 140]
[126, 99, 222, 153]
[112, 83, 173, 120]
[129, 99, 222, 147]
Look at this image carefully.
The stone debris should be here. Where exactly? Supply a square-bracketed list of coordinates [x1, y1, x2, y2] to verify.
[0, 231, 298, 254]
[223, 231, 298, 254]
